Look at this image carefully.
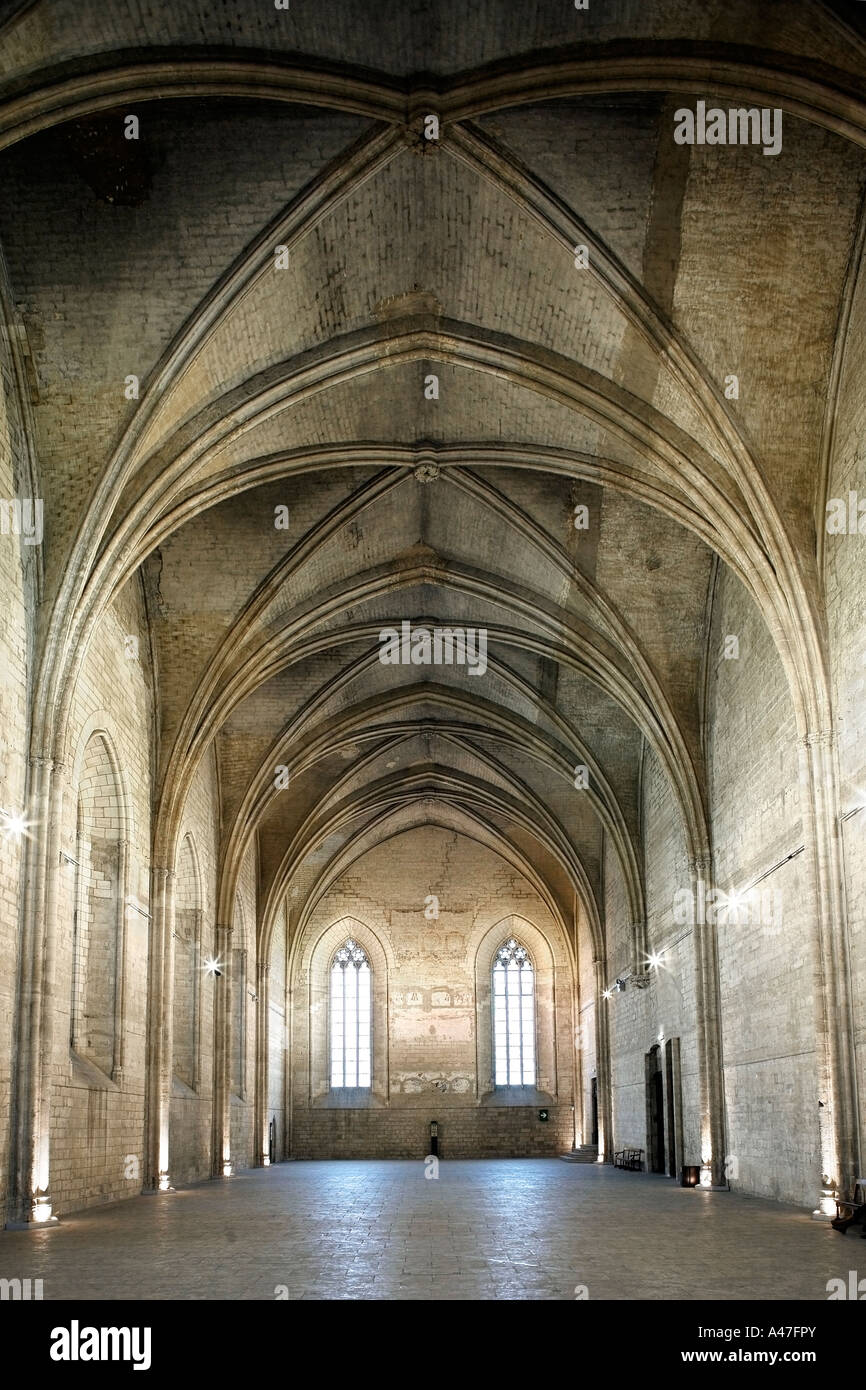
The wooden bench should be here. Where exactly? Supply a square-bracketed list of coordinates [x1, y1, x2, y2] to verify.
[614, 1148, 644, 1171]
[832, 1177, 866, 1237]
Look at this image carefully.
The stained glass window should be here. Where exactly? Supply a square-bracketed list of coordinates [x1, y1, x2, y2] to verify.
[493, 938, 536, 1086]
[330, 939, 371, 1088]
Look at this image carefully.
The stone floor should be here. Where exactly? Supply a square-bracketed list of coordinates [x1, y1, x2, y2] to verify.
[0, 1160, 853, 1300]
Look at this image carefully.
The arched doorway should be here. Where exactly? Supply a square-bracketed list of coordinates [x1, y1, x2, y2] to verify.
[646, 1045, 665, 1174]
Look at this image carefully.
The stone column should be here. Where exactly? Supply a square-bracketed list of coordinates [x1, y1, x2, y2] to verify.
[255, 960, 270, 1166]
[212, 922, 232, 1175]
[144, 864, 175, 1191]
[15, 754, 62, 1222]
[284, 953, 293, 1162]
[592, 954, 612, 1162]
[113, 836, 131, 1084]
[572, 989, 584, 1150]
[689, 853, 726, 1186]
[799, 729, 859, 1212]
[631, 917, 648, 975]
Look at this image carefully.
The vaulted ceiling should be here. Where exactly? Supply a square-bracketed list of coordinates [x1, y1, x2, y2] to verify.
[3, 0, 865, 951]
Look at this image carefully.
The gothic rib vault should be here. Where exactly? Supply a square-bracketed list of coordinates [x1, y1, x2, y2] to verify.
[0, 0, 864, 1225]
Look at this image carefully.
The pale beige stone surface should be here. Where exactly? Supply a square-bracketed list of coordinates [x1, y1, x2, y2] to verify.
[0, 1160, 850, 1302]
[0, 0, 864, 1234]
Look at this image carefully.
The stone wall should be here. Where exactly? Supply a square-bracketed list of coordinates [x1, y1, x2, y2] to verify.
[289, 825, 577, 1158]
[49, 576, 155, 1213]
[168, 745, 220, 1187]
[824, 232, 866, 1179]
[267, 901, 288, 1162]
[707, 564, 819, 1206]
[606, 746, 700, 1175]
[0, 278, 33, 1226]
[229, 842, 258, 1171]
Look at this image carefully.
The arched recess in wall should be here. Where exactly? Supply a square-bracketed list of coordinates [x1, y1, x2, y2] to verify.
[69, 726, 130, 1082]
[266, 899, 289, 1159]
[475, 915, 571, 1106]
[297, 915, 390, 1108]
[172, 832, 203, 1091]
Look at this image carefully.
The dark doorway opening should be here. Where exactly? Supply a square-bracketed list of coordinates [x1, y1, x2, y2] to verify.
[665, 1040, 677, 1177]
[590, 1075, 598, 1147]
[646, 1045, 665, 1173]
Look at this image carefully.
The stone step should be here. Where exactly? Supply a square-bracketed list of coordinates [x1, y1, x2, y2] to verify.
[560, 1146, 599, 1164]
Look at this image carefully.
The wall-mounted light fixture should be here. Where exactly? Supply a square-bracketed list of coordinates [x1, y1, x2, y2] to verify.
[31, 1194, 54, 1223]
[818, 1176, 837, 1219]
[1, 808, 30, 840]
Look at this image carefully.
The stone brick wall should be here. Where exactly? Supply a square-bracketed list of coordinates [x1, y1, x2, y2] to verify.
[71, 731, 123, 1078]
[289, 825, 577, 1158]
[292, 1105, 574, 1160]
[172, 834, 201, 1091]
[707, 565, 819, 1206]
[0, 0, 856, 91]
[607, 747, 700, 1172]
[168, 745, 220, 1187]
[267, 902, 288, 1162]
[577, 891, 597, 1148]
[229, 841, 258, 1171]
[0, 285, 32, 1226]
[1, 2, 863, 1227]
[50, 576, 155, 1214]
[824, 239, 866, 1177]
[0, 103, 369, 580]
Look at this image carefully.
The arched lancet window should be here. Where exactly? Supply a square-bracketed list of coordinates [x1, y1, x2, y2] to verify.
[493, 938, 536, 1086]
[330, 939, 371, 1088]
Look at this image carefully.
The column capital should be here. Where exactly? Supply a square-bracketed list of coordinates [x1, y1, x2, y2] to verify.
[28, 754, 55, 771]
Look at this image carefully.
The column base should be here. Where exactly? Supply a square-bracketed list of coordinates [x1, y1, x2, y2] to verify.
[6, 1196, 60, 1229]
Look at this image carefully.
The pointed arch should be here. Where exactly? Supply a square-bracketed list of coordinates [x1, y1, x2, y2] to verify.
[475, 915, 570, 1104]
[296, 916, 390, 1107]
[69, 725, 129, 1080]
